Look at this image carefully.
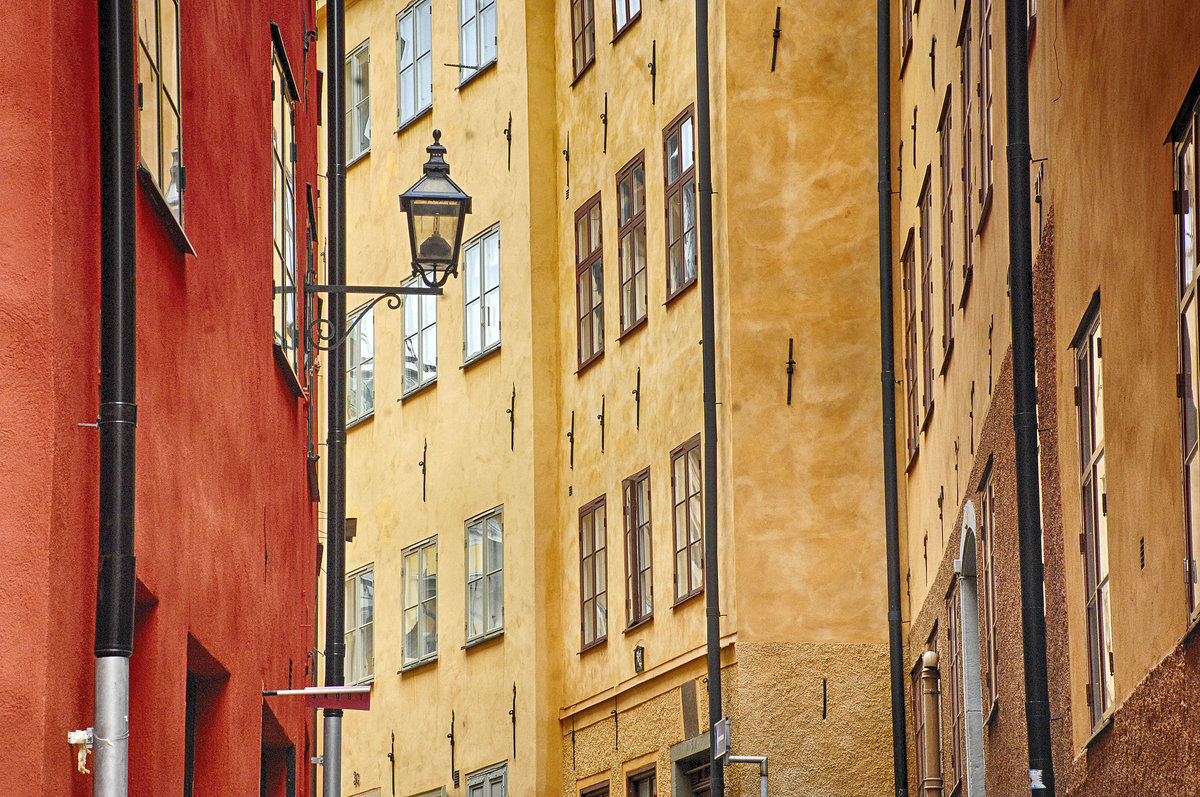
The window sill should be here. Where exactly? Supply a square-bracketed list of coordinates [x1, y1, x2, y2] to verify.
[462, 628, 504, 650]
[570, 58, 595, 88]
[906, 444, 920, 473]
[578, 636, 607, 655]
[611, 12, 641, 45]
[899, 44, 912, 79]
[959, 265, 974, 310]
[456, 58, 498, 91]
[347, 148, 371, 170]
[398, 655, 438, 675]
[940, 339, 954, 376]
[347, 410, 375, 430]
[1183, 609, 1200, 642]
[921, 399, 935, 433]
[984, 696, 998, 726]
[665, 276, 698, 307]
[623, 615, 653, 634]
[273, 344, 305, 398]
[462, 344, 501, 372]
[137, 164, 195, 256]
[672, 588, 704, 610]
[1080, 712, 1114, 752]
[576, 350, 604, 376]
[618, 315, 648, 342]
[400, 378, 437, 402]
[976, 189, 994, 236]
[397, 105, 433, 136]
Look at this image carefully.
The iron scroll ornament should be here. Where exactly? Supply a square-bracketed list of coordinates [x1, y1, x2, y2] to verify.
[306, 283, 442, 353]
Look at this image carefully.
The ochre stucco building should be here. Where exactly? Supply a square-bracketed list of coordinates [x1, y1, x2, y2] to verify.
[318, 0, 894, 795]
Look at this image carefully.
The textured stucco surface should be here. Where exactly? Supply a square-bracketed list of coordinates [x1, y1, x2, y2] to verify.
[2, 1, 320, 794]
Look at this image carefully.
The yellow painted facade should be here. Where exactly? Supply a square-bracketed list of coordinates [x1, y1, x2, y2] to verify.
[318, 0, 892, 794]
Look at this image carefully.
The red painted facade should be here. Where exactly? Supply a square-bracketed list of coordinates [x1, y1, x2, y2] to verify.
[0, 1, 321, 794]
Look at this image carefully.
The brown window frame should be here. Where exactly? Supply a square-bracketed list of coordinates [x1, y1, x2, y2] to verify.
[626, 766, 657, 797]
[611, 0, 641, 41]
[918, 169, 935, 425]
[901, 229, 919, 460]
[623, 468, 653, 628]
[579, 495, 608, 651]
[581, 784, 609, 797]
[977, 0, 994, 226]
[958, 4, 976, 307]
[1174, 99, 1200, 619]
[938, 91, 955, 368]
[900, 0, 913, 72]
[979, 466, 998, 711]
[570, 0, 596, 81]
[575, 192, 605, 371]
[617, 152, 649, 335]
[671, 435, 704, 604]
[663, 107, 697, 301]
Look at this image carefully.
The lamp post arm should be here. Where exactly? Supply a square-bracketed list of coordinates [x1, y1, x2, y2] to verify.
[304, 283, 442, 353]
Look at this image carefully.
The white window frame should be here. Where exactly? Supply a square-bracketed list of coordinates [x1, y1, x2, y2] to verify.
[347, 41, 370, 162]
[347, 306, 375, 424]
[458, 0, 497, 84]
[272, 43, 298, 373]
[465, 762, 507, 797]
[401, 536, 438, 668]
[345, 564, 374, 685]
[462, 225, 501, 362]
[465, 506, 503, 644]
[402, 279, 437, 395]
[137, 0, 184, 224]
[397, 0, 433, 128]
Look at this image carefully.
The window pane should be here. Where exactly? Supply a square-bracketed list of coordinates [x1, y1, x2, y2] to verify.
[404, 551, 419, 607]
[468, 521, 483, 577]
[681, 118, 694, 171]
[667, 131, 680, 182]
[139, 50, 161, 182]
[344, 579, 356, 629]
[403, 606, 418, 662]
[633, 164, 645, 214]
[1184, 300, 1197, 449]
[480, 1, 497, 63]
[1183, 136, 1197, 288]
[484, 288, 501, 347]
[359, 570, 374, 625]
[484, 232, 501, 290]
[486, 514, 503, 570]
[467, 579, 483, 637]
[422, 326, 437, 379]
[465, 240, 482, 299]
[488, 570, 504, 630]
[466, 299, 482, 355]
[159, 1, 179, 106]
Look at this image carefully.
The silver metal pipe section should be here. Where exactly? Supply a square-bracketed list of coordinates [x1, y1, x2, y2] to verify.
[726, 755, 768, 797]
[94, 657, 130, 797]
[322, 714, 342, 796]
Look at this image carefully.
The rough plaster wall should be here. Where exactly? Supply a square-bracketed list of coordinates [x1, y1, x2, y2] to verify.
[561, 679, 703, 796]
[732, 643, 891, 797]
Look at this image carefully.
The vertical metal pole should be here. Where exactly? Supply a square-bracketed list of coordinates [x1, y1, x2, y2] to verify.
[693, 0, 724, 794]
[877, 0, 910, 792]
[324, 1, 347, 795]
[1004, 1, 1055, 794]
[96, 0, 138, 793]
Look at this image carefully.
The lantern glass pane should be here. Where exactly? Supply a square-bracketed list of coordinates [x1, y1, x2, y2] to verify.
[410, 199, 461, 266]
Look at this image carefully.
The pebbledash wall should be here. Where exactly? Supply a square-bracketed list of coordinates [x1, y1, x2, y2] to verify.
[0, 1, 321, 795]
[895, 0, 1200, 795]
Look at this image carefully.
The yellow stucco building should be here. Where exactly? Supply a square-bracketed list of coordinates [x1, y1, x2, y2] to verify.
[317, 0, 893, 794]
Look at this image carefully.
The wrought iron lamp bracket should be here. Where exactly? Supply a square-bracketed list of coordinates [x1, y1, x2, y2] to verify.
[305, 281, 442, 353]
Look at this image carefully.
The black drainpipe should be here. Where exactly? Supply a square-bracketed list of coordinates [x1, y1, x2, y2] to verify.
[323, 0, 348, 794]
[694, 0, 724, 795]
[876, 0, 909, 794]
[1003, 3, 1055, 794]
[95, 0, 138, 793]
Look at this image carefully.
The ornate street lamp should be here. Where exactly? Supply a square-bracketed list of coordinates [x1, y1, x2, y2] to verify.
[399, 130, 473, 288]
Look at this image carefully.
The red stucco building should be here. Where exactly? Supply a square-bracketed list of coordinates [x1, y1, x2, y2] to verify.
[0, 1, 322, 794]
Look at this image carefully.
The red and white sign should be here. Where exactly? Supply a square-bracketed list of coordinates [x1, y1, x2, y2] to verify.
[263, 685, 372, 711]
